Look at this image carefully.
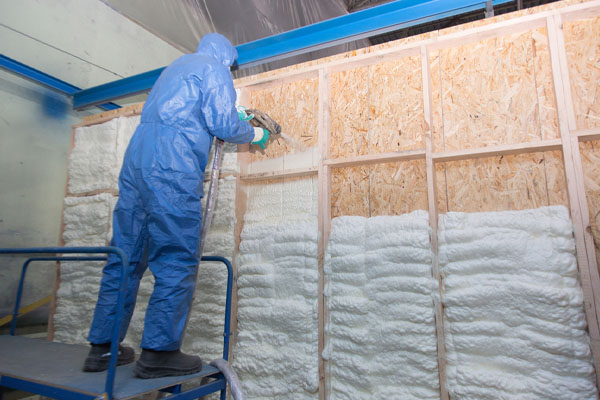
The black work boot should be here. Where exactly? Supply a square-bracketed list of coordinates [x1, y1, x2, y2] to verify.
[134, 349, 203, 379]
[83, 343, 135, 372]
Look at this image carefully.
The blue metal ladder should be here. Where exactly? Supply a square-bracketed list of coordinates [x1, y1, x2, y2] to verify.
[0, 246, 234, 400]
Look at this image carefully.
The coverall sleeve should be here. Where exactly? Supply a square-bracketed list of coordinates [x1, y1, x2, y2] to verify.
[200, 75, 255, 144]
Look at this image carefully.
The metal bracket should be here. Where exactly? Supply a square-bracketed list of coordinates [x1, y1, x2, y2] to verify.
[485, 0, 495, 18]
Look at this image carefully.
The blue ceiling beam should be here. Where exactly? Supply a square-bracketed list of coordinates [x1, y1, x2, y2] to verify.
[73, 0, 510, 110]
[0, 54, 120, 111]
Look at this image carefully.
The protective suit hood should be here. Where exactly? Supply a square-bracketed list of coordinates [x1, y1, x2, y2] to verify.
[195, 33, 238, 67]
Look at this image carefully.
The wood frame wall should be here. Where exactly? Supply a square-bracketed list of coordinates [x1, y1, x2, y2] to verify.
[234, 2, 600, 398]
[64, 2, 600, 398]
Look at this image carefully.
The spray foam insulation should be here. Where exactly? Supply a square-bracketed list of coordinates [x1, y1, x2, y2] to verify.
[235, 176, 319, 400]
[324, 211, 440, 400]
[55, 116, 238, 364]
[439, 206, 597, 399]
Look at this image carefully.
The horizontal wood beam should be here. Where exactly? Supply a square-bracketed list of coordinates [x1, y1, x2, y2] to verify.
[574, 128, 600, 142]
[432, 139, 563, 162]
[240, 167, 318, 181]
[324, 149, 426, 168]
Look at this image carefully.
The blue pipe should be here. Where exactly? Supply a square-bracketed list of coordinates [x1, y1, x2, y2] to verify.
[0, 54, 120, 111]
[72, 0, 510, 109]
[0, 246, 128, 400]
[10, 256, 108, 336]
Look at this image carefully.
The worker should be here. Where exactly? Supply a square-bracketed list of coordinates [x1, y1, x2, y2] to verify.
[82, 33, 268, 378]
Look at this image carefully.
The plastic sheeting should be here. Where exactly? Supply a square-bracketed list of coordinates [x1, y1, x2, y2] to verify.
[101, 0, 368, 76]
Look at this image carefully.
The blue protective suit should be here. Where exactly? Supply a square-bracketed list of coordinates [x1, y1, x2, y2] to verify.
[88, 34, 254, 351]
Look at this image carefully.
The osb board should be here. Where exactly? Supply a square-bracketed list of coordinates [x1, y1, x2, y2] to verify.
[439, 151, 568, 212]
[369, 57, 425, 154]
[369, 160, 428, 215]
[329, 67, 369, 158]
[434, 29, 558, 152]
[330, 160, 428, 218]
[329, 55, 425, 158]
[247, 77, 318, 164]
[580, 140, 600, 273]
[564, 17, 600, 130]
[331, 166, 370, 217]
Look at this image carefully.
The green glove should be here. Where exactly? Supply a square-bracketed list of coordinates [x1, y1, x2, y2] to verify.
[236, 105, 254, 121]
[251, 127, 269, 150]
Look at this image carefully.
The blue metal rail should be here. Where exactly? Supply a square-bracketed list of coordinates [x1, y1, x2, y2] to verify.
[72, 0, 510, 109]
[9, 256, 107, 336]
[0, 247, 234, 400]
[0, 246, 129, 399]
[0, 54, 120, 111]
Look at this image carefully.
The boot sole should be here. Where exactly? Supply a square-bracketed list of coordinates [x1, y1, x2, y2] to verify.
[83, 354, 135, 372]
[134, 361, 203, 379]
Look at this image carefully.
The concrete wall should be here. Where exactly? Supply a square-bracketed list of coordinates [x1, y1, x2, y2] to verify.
[0, 0, 183, 324]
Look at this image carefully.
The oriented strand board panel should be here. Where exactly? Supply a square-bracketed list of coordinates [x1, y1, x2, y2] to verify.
[435, 29, 559, 151]
[248, 83, 286, 162]
[330, 67, 370, 158]
[247, 78, 319, 172]
[564, 17, 600, 130]
[443, 152, 567, 212]
[331, 160, 428, 218]
[331, 166, 370, 218]
[368, 56, 425, 153]
[329, 56, 426, 158]
[369, 160, 428, 216]
[580, 140, 600, 274]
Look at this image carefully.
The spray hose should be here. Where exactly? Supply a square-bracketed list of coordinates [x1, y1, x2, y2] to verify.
[210, 358, 246, 400]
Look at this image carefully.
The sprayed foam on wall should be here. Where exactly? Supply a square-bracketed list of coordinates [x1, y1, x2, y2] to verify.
[235, 177, 319, 399]
[55, 116, 236, 364]
[54, 193, 114, 343]
[324, 211, 440, 400]
[439, 205, 598, 399]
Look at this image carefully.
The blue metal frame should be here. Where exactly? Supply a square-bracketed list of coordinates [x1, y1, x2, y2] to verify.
[0, 248, 234, 400]
[72, 0, 511, 109]
[10, 256, 107, 336]
[0, 54, 120, 111]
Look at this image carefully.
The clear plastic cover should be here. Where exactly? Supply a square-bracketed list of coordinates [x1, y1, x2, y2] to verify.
[101, 0, 368, 76]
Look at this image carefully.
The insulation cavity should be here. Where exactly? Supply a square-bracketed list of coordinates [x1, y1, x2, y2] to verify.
[68, 119, 119, 194]
[68, 116, 141, 194]
[235, 177, 319, 399]
[439, 206, 598, 399]
[324, 211, 440, 400]
[55, 193, 114, 344]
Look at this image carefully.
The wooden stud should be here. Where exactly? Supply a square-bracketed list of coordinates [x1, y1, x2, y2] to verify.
[324, 150, 426, 168]
[421, 45, 449, 400]
[547, 13, 600, 388]
[432, 139, 563, 162]
[77, 103, 143, 127]
[317, 67, 331, 400]
[575, 128, 600, 142]
[240, 167, 318, 182]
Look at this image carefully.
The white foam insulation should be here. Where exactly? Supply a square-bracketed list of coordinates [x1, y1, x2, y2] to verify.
[235, 177, 319, 399]
[324, 211, 440, 400]
[439, 206, 598, 399]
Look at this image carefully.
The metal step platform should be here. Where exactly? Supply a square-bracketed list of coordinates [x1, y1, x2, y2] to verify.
[0, 247, 235, 400]
[0, 336, 224, 400]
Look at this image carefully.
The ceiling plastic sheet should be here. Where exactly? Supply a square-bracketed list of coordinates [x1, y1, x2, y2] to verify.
[101, 0, 369, 76]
